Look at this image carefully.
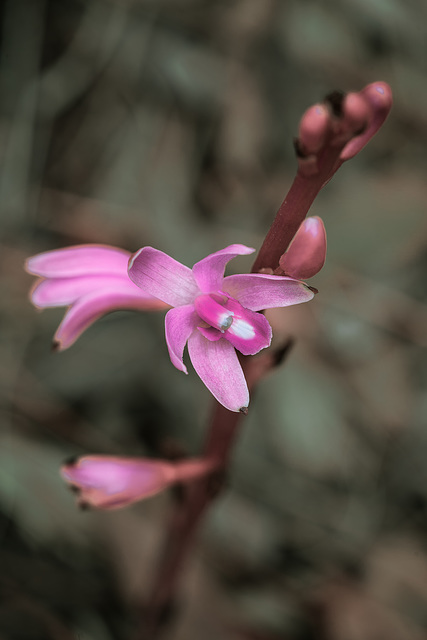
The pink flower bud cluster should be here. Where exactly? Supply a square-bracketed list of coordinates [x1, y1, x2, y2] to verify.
[297, 82, 392, 179]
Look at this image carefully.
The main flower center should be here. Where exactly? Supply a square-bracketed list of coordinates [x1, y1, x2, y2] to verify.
[194, 292, 272, 357]
[194, 294, 234, 332]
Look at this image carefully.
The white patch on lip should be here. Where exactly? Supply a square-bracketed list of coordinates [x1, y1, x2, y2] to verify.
[228, 318, 255, 340]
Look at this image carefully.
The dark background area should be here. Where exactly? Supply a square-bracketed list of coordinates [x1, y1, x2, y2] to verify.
[1, 0, 427, 638]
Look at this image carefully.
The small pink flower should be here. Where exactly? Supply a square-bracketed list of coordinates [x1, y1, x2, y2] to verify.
[61, 455, 216, 510]
[26, 244, 168, 349]
[128, 244, 314, 412]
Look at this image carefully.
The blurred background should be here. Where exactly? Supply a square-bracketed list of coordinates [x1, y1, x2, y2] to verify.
[1, 0, 427, 638]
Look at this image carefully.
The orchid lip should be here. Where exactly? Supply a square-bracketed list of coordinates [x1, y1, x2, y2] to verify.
[228, 317, 255, 340]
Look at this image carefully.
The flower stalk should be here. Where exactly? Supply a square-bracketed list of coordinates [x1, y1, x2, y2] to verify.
[24, 80, 392, 639]
[140, 348, 290, 637]
[140, 81, 392, 636]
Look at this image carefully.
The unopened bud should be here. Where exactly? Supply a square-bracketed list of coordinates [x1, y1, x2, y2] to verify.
[343, 92, 370, 135]
[61, 455, 217, 510]
[298, 104, 330, 155]
[341, 82, 392, 161]
[279, 216, 327, 279]
[362, 81, 393, 111]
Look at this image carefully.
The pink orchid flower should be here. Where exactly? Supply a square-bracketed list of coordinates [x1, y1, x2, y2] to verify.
[128, 244, 315, 413]
[26, 244, 168, 350]
[61, 455, 217, 510]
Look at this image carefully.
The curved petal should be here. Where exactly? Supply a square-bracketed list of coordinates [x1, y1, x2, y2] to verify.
[31, 274, 161, 308]
[26, 244, 130, 277]
[192, 244, 255, 293]
[223, 298, 272, 356]
[128, 247, 199, 307]
[165, 305, 199, 374]
[54, 290, 166, 350]
[222, 274, 314, 311]
[187, 331, 249, 412]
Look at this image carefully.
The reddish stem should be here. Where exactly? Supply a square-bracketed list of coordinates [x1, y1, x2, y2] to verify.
[252, 144, 342, 273]
[140, 148, 346, 637]
[139, 386, 245, 637]
[140, 350, 293, 637]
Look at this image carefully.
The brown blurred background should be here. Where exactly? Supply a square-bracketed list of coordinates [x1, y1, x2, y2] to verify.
[1, 0, 427, 638]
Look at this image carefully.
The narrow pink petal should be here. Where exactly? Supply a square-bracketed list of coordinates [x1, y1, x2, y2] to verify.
[128, 247, 199, 307]
[26, 244, 130, 277]
[192, 244, 255, 293]
[54, 290, 166, 350]
[165, 305, 199, 374]
[187, 331, 249, 412]
[31, 274, 158, 308]
[222, 274, 314, 312]
[279, 216, 327, 279]
[61, 456, 176, 510]
[222, 298, 272, 356]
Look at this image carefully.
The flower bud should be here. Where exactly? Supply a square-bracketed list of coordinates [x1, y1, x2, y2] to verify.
[298, 104, 330, 155]
[279, 216, 327, 279]
[340, 82, 392, 161]
[61, 455, 216, 510]
[342, 92, 370, 135]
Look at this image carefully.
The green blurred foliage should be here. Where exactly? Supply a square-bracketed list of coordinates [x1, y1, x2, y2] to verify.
[1, 0, 427, 638]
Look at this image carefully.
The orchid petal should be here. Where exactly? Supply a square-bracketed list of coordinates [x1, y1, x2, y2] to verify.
[128, 247, 199, 307]
[222, 298, 272, 356]
[31, 274, 158, 308]
[192, 244, 255, 293]
[165, 305, 199, 374]
[222, 274, 314, 311]
[187, 331, 249, 412]
[54, 290, 165, 350]
[26, 245, 130, 277]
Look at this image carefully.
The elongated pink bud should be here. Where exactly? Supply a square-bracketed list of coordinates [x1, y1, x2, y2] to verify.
[298, 104, 331, 155]
[279, 216, 326, 279]
[61, 455, 217, 510]
[340, 82, 392, 161]
[342, 92, 371, 135]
